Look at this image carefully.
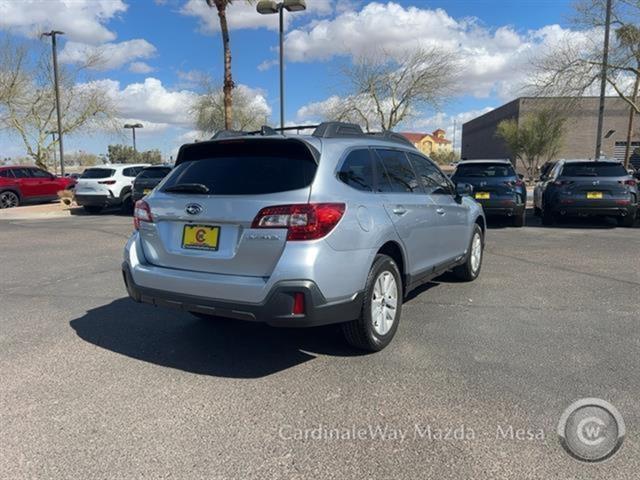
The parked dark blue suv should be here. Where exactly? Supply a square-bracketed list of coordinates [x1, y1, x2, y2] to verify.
[533, 159, 638, 227]
[451, 160, 527, 227]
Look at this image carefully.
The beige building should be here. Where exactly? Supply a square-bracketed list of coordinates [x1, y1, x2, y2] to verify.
[400, 129, 452, 156]
[461, 97, 640, 168]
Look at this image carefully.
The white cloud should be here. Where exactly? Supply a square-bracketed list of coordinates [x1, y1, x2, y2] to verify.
[129, 61, 156, 74]
[0, 0, 127, 43]
[117, 118, 170, 134]
[59, 39, 157, 71]
[284, 2, 600, 100]
[88, 77, 199, 127]
[180, 0, 333, 33]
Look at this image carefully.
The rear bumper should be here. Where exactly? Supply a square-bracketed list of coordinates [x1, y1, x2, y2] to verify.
[122, 262, 363, 327]
[552, 205, 637, 217]
[478, 199, 525, 217]
[75, 194, 122, 207]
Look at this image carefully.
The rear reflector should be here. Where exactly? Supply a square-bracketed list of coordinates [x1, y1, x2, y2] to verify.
[251, 203, 346, 241]
[292, 292, 305, 315]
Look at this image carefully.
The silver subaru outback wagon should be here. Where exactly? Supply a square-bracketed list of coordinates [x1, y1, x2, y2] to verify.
[122, 122, 486, 351]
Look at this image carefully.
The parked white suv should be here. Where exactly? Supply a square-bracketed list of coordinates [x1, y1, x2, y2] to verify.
[75, 164, 149, 214]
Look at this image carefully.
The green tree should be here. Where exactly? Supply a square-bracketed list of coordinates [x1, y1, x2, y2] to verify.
[139, 149, 163, 165]
[496, 109, 566, 179]
[107, 144, 138, 164]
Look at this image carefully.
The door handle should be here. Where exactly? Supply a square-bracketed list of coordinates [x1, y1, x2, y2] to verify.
[392, 206, 408, 215]
[436, 208, 446, 215]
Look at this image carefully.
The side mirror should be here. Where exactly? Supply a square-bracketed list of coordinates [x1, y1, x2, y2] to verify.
[456, 182, 473, 197]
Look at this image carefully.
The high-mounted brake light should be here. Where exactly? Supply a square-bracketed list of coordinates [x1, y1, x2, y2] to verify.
[133, 200, 153, 230]
[251, 203, 346, 241]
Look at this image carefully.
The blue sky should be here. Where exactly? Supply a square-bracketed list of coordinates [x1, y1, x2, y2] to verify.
[0, 0, 580, 161]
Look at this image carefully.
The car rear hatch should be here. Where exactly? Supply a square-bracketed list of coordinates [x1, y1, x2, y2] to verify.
[75, 168, 117, 196]
[557, 162, 636, 205]
[134, 168, 172, 196]
[138, 138, 319, 277]
[452, 163, 520, 201]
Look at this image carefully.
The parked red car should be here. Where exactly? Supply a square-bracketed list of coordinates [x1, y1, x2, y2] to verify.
[0, 166, 76, 209]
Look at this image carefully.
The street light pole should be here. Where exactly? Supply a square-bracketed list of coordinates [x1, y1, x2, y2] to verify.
[42, 30, 65, 175]
[124, 123, 144, 152]
[257, 0, 307, 131]
[595, 0, 613, 160]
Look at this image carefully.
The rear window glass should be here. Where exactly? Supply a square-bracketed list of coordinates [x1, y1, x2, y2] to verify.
[165, 140, 317, 195]
[138, 167, 171, 179]
[81, 168, 115, 179]
[454, 163, 516, 178]
[561, 162, 628, 177]
[0, 169, 14, 178]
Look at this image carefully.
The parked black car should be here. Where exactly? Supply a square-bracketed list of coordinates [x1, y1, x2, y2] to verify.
[451, 159, 527, 227]
[132, 166, 172, 203]
[533, 159, 638, 227]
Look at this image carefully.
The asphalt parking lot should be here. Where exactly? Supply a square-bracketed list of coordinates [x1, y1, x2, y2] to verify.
[1, 212, 639, 479]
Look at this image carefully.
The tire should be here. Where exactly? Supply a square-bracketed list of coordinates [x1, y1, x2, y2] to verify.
[453, 224, 484, 282]
[618, 214, 635, 228]
[0, 190, 20, 209]
[533, 206, 542, 217]
[83, 205, 103, 214]
[541, 208, 555, 226]
[121, 196, 133, 215]
[341, 254, 403, 352]
[513, 210, 525, 227]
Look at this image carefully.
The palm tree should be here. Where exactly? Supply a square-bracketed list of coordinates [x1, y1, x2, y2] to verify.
[205, 0, 240, 130]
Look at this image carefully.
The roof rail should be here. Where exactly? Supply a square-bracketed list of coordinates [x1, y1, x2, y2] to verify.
[312, 122, 363, 138]
[367, 131, 416, 148]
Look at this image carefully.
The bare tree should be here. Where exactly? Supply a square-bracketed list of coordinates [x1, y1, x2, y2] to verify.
[530, 0, 640, 165]
[496, 109, 567, 179]
[328, 48, 458, 132]
[0, 36, 116, 170]
[192, 76, 270, 133]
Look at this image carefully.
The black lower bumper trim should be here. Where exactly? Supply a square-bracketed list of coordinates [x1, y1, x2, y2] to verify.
[552, 206, 637, 217]
[122, 263, 363, 328]
[75, 194, 121, 207]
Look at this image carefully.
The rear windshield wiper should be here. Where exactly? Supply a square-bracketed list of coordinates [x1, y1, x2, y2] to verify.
[164, 183, 210, 194]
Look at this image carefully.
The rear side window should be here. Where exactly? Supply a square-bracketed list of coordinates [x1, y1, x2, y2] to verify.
[137, 167, 171, 179]
[454, 163, 516, 178]
[561, 162, 628, 177]
[30, 169, 51, 178]
[11, 168, 31, 178]
[375, 149, 421, 193]
[81, 168, 115, 179]
[165, 140, 317, 195]
[338, 149, 375, 191]
[0, 169, 14, 178]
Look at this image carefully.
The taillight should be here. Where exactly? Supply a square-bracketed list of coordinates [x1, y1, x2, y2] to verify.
[621, 179, 637, 187]
[504, 179, 524, 187]
[553, 180, 573, 187]
[133, 200, 152, 230]
[251, 203, 346, 241]
[98, 180, 116, 185]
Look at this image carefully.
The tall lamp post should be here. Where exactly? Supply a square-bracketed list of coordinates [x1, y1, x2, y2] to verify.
[595, 0, 613, 160]
[45, 130, 58, 175]
[41, 30, 65, 176]
[256, 0, 306, 131]
[124, 123, 143, 152]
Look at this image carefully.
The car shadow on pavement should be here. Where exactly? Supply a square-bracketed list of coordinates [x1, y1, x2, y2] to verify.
[70, 298, 364, 379]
